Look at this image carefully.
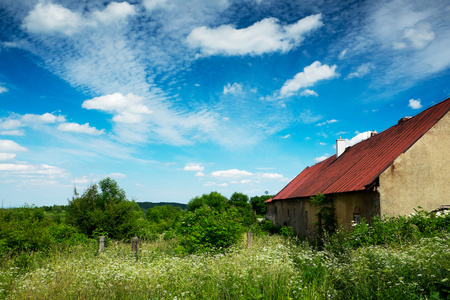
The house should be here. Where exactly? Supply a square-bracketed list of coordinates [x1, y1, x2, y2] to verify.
[266, 97, 450, 236]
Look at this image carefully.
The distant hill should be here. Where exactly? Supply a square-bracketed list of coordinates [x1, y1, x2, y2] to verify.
[136, 202, 187, 211]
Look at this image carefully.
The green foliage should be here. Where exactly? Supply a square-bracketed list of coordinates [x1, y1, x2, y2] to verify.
[187, 191, 229, 212]
[67, 177, 143, 240]
[146, 205, 183, 234]
[310, 193, 336, 237]
[0, 206, 84, 256]
[250, 195, 272, 215]
[325, 208, 450, 255]
[175, 205, 245, 254]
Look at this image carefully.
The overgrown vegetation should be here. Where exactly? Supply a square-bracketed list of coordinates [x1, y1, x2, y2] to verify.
[2, 179, 450, 299]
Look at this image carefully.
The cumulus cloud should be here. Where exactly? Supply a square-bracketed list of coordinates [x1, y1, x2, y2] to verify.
[0, 140, 27, 152]
[408, 98, 422, 109]
[22, 2, 136, 35]
[82, 93, 153, 124]
[187, 14, 322, 56]
[195, 171, 205, 177]
[346, 63, 375, 79]
[57, 122, 105, 135]
[346, 131, 372, 147]
[211, 169, 253, 179]
[0, 85, 8, 94]
[261, 173, 284, 179]
[183, 163, 204, 171]
[299, 89, 318, 97]
[280, 61, 338, 97]
[223, 82, 243, 95]
[22, 113, 66, 124]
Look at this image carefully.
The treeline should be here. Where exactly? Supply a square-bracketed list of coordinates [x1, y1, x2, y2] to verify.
[0, 177, 274, 257]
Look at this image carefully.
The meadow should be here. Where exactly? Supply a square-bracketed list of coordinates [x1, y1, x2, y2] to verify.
[1, 225, 450, 299]
[1, 179, 449, 299]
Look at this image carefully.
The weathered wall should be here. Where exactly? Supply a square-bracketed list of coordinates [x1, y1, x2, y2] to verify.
[266, 191, 380, 235]
[378, 111, 450, 217]
[266, 198, 317, 237]
[332, 191, 380, 228]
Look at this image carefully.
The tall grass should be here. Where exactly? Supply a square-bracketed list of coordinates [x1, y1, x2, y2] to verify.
[2, 214, 450, 299]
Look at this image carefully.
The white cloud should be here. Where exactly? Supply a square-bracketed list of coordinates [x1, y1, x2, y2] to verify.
[346, 131, 372, 147]
[23, 2, 89, 35]
[223, 82, 243, 95]
[316, 119, 338, 126]
[0, 153, 16, 161]
[195, 171, 205, 177]
[0, 140, 27, 152]
[183, 163, 204, 171]
[240, 179, 252, 184]
[187, 14, 322, 56]
[0, 85, 8, 94]
[280, 61, 338, 97]
[319, 142, 326, 145]
[316, 155, 330, 163]
[57, 122, 104, 135]
[217, 183, 228, 187]
[203, 181, 216, 187]
[408, 98, 422, 109]
[0, 163, 66, 176]
[346, 63, 375, 79]
[393, 21, 435, 50]
[0, 119, 22, 130]
[108, 172, 126, 178]
[22, 113, 66, 124]
[338, 49, 347, 60]
[93, 2, 136, 25]
[211, 169, 253, 179]
[299, 89, 318, 97]
[0, 130, 24, 136]
[23, 2, 136, 35]
[82, 93, 153, 124]
[261, 173, 284, 179]
[281, 134, 291, 139]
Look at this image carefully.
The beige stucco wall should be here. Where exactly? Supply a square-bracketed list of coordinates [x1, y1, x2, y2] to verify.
[378, 111, 450, 217]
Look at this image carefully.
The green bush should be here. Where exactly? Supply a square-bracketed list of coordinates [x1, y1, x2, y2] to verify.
[175, 206, 244, 254]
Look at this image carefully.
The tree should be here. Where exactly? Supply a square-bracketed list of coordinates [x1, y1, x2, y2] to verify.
[67, 177, 143, 239]
[187, 191, 229, 212]
[229, 192, 255, 227]
[250, 195, 272, 215]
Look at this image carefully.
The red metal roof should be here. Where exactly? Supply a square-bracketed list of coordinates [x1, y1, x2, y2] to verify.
[272, 97, 450, 201]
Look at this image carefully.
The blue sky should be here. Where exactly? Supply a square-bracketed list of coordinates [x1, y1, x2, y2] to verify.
[0, 0, 449, 207]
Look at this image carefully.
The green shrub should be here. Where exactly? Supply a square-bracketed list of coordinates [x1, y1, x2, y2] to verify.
[175, 206, 244, 254]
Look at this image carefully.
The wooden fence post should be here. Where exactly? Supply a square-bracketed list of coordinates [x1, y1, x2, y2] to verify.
[132, 236, 139, 256]
[247, 232, 252, 248]
[99, 236, 105, 253]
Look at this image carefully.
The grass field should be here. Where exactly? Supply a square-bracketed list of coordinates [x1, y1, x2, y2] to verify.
[1, 231, 449, 299]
